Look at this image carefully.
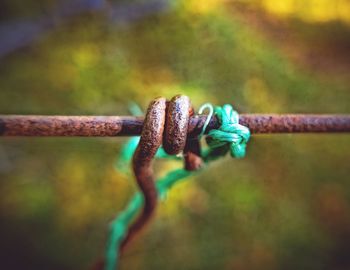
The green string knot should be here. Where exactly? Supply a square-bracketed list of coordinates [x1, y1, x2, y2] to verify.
[205, 104, 250, 158]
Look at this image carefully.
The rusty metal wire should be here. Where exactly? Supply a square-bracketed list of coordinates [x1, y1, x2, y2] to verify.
[1, 114, 350, 136]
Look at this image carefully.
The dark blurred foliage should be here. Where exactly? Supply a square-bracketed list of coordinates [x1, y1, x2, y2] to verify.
[0, 1, 349, 269]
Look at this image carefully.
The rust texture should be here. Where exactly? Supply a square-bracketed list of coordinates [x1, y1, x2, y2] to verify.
[121, 98, 167, 251]
[0, 115, 143, 136]
[121, 95, 203, 253]
[162, 95, 202, 170]
[183, 137, 202, 171]
[240, 114, 350, 133]
[187, 114, 350, 134]
[0, 114, 350, 137]
[183, 105, 203, 171]
[163, 95, 191, 155]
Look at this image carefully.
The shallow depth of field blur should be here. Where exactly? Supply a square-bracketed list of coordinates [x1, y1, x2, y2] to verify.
[0, 1, 350, 269]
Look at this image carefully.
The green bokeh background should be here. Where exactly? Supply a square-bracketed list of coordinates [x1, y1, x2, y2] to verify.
[0, 1, 349, 269]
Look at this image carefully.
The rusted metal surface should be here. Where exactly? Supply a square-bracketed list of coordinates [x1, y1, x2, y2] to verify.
[0, 114, 350, 137]
[0, 115, 142, 136]
[189, 114, 350, 134]
[163, 95, 191, 155]
[183, 137, 202, 171]
[243, 114, 350, 133]
[121, 97, 167, 251]
[121, 95, 205, 253]
[183, 105, 203, 171]
[163, 95, 203, 171]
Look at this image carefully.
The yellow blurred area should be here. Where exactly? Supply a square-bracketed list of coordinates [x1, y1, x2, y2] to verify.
[184, 0, 227, 14]
[54, 155, 130, 231]
[187, 0, 350, 24]
[243, 77, 282, 112]
[261, 0, 350, 24]
[72, 44, 101, 68]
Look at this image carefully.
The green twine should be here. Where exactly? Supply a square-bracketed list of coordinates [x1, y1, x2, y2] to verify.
[206, 104, 250, 158]
[197, 103, 214, 139]
[105, 103, 250, 270]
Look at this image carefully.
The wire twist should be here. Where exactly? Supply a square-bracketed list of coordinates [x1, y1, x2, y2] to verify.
[100, 99, 251, 270]
[121, 95, 202, 253]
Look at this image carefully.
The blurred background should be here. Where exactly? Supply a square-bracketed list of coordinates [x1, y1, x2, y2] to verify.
[0, 0, 350, 269]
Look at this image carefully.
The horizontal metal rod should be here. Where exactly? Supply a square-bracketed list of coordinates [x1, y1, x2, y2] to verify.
[0, 114, 350, 137]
